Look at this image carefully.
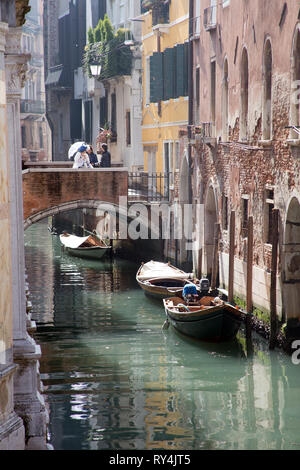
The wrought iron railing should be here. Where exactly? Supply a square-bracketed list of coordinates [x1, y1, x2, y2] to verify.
[128, 172, 172, 202]
[203, 5, 217, 30]
[20, 99, 46, 114]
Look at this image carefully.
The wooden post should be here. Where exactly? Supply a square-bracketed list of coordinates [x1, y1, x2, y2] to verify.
[246, 216, 253, 341]
[211, 223, 220, 290]
[228, 211, 235, 303]
[246, 216, 253, 313]
[269, 208, 279, 350]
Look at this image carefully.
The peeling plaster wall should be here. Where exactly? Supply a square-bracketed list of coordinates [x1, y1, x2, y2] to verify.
[188, 0, 300, 318]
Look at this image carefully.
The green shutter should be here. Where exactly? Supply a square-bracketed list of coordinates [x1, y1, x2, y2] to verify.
[183, 42, 189, 97]
[150, 52, 163, 102]
[176, 44, 185, 97]
[163, 48, 175, 100]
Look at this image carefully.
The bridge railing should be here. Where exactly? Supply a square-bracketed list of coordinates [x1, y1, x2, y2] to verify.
[128, 172, 172, 202]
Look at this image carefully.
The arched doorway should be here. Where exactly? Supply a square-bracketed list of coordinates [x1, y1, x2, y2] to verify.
[282, 197, 300, 320]
[204, 186, 217, 279]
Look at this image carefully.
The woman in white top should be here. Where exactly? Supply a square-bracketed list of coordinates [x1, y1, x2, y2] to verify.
[73, 145, 93, 169]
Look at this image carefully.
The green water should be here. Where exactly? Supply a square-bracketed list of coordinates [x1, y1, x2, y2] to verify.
[24, 220, 300, 450]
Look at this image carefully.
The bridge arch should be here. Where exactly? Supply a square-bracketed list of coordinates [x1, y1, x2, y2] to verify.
[24, 199, 160, 240]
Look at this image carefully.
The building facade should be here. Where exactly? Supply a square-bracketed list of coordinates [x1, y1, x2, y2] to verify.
[177, 0, 300, 340]
[44, 0, 143, 169]
[20, 0, 51, 163]
[141, 0, 189, 186]
[0, 0, 48, 450]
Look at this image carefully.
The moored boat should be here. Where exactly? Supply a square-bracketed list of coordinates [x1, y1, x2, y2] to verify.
[163, 295, 243, 342]
[59, 232, 111, 260]
[136, 260, 194, 298]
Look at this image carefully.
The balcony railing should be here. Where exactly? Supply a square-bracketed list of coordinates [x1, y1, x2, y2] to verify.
[203, 5, 217, 31]
[152, 3, 170, 27]
[20, 99, 46, 114]
[128, 172, 172, 202]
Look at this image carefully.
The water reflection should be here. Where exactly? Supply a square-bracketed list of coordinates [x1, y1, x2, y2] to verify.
[24, 220, 300, 450]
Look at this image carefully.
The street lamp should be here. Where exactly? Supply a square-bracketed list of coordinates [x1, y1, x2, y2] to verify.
[90, 63, 102, 77]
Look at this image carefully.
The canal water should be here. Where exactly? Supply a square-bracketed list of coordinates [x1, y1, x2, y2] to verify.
[24, 220, 300, 451]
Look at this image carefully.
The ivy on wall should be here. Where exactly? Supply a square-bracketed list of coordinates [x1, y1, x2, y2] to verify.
[83, 14, 133, 80]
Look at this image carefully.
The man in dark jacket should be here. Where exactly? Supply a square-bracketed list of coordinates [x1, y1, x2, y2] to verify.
[100, 144, 111, 168]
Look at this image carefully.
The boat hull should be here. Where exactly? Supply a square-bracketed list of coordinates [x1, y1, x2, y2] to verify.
[136, 261, 193, 298]
[66, 246, 109, 260]
[137, 278, 186, 299]
[164, 300, 242, 342]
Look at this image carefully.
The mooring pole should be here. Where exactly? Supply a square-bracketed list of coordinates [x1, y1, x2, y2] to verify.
[228, 211, 235, 303]
[246, 216, 253, 340]
[269, 208, 279, 350]
[211, 223, 220, 290]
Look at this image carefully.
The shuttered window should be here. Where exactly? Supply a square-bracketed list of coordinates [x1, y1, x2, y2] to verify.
[149, 43, 188, 103]
[163, 48, 176, 100]
[150, 52, 164, 102]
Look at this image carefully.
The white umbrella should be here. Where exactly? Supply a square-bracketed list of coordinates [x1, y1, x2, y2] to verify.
[68, 141, 86, 159]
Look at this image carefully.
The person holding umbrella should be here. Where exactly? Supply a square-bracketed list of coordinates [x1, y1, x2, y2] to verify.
[68, 141, 86, 161]
[72, 145, 93, 169]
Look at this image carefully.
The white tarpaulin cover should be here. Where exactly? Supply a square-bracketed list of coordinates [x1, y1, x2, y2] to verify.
[60, 234, 90, 249]
[137, 261, 192, 281]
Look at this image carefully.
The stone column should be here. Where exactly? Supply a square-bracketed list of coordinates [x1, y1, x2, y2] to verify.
[5, 26, 49, 450]
[0, 21, 25, 451]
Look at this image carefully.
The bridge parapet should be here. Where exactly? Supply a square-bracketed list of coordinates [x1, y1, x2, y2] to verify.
[23, 168, 128, 228]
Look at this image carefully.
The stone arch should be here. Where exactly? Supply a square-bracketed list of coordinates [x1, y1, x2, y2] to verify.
[290, 23, 300, 139]
[240, 47, 249, 140]
[203, 184, 218, 278]
[282, 196, 300, 320]
[262, 37, 273, 140]
[24, 199, 158, 239]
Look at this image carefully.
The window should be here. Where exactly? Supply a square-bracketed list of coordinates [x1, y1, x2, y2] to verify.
[210, 60, 216, 125]
[99, 96, 108, 129]
[145, 56, 150, 105]
[222, 58, 229, 141]
[195, 66, 200, 124]
[111, 92, 117, 134]
[164, 141, 174, 198]
[174, 141, 180, 170]
[240, 48, 249, 140]
[84, 100, 93, 144]
[194, 0, 201, 35]
[21, 126, 26, 148]
[39, 126, 43, 149]
[150, 43, 188, 103]
[126, 110, 131, 146]
[222, 195, 228, 230]
[263, 39, 272, 140]
[265, 188, 274, 244]
[241, 196, 249, 237]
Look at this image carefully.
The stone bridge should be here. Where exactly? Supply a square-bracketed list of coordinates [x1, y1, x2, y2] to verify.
[23, 163, 128, 230]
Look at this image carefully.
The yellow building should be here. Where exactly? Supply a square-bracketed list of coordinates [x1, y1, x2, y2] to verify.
[141, 0, 189, 185]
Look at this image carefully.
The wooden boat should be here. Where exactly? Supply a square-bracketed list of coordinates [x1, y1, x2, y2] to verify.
[136, 261, 194, 298]
[59, 232, 111, 259]
[163, 295, 243, 342]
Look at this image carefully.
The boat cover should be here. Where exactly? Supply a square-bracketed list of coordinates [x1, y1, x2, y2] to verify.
[138, 261, 192, 281]
[60, 234, 91, 249]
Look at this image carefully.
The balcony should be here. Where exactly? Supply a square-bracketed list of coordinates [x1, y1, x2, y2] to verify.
[194, 122, 216, 148]
[204, 5, 217, 31]
[21, 99, 45, 115]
